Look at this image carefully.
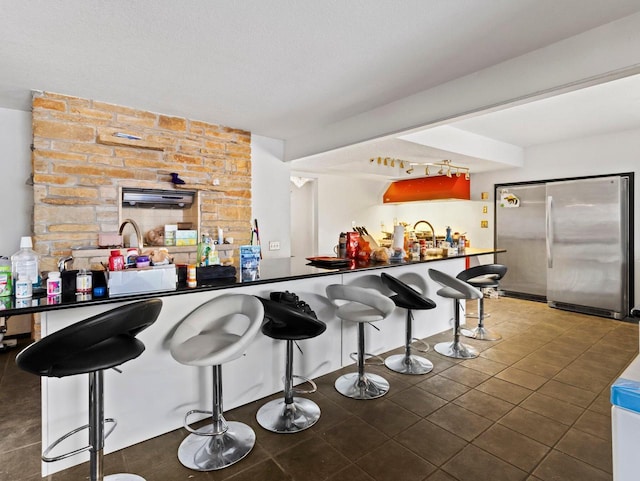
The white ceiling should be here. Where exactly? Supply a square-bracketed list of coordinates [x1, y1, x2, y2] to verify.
[291, 72, 640, 179]
[3, 0, 640, 176]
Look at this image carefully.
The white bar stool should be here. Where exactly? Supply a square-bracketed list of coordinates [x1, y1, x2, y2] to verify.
[326, 284, 396, 400]
[428, 268, 483, 359]
[169, 294, 264, 471]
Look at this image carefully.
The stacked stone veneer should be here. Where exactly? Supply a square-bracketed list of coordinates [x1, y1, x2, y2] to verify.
[31, 91, 251, 272]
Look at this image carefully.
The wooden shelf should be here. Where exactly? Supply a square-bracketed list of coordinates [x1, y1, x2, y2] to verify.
[97, 132, 165, 151]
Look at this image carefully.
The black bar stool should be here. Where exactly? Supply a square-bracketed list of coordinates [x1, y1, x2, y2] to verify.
[456, 264, 507, 341]
[428, 268, 482, 359]
[326, 284, 396, 400]
[169, 294, 264, 471]
[380, 272, 436, 375]
[256, 294, 326, 433]
[15, 298, 163, 481]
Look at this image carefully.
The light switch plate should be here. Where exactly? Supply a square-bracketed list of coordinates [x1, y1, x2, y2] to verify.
[268, 241, 280, 251]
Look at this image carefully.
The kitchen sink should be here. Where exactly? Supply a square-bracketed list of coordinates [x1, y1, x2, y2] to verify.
[108, 264, 177, 297]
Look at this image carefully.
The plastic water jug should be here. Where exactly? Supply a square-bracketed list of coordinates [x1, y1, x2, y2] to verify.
[11, 236, 40, 287]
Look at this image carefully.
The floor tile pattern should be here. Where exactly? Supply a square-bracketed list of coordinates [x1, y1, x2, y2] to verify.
[1, 297, 637, 480]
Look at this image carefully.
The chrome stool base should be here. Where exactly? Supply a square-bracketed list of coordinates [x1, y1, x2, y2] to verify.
[105, 475, 146, 481]
[434, 341, 478, 359]
[461, 326, 502, 341]
[384, 353, 433, 375]
[256, 397, 321, 433]
[335, 372, 389, 399]
[177, 421, 255, 471]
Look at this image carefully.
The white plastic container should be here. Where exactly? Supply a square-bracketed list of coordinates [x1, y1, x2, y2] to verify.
[15, 273, 32, 298]
[11, 236, 40, 287]
[47, 271, 62, 296]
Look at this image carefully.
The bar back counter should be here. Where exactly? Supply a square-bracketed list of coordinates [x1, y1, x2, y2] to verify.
[3, 249, 501, 476]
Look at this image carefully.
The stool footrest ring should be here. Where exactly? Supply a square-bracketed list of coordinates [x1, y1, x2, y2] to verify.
[42, 418, 117, 463]
[290, 374, 318, 394]
[410, 338, 430, 353]
[183, 409, 227, 436]
[349, 351, 384, 366]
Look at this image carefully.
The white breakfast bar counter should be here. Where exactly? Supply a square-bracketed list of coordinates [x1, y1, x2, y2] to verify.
[1, 249, 501, 476]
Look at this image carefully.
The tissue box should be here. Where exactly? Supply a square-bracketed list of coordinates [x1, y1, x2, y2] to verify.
[164, 225, 177, 246]
[175, 230, 198, 246]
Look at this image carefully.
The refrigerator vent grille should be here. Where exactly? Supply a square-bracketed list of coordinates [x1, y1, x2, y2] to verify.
[548, 301, 619, 320]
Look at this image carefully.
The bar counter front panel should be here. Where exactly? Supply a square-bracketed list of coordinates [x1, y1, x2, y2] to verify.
[26, 249, 500, 475]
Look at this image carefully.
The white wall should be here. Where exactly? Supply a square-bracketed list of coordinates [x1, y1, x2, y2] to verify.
[315, 174, 393, 256]
[472, 127, 640, 306]
[251, 135, 291, 258]
[0, 107, 32, 256]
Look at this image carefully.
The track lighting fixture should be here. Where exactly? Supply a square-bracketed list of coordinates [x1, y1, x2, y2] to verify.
[369, 157, 470, 179]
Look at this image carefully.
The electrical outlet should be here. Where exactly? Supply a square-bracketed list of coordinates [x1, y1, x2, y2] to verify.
[268, 241, 280, 251]
[481, 220, 489, 228]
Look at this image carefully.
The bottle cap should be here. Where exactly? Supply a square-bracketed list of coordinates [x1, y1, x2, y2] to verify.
[48, 271, 60, 279]
[20, 236, 33, 249]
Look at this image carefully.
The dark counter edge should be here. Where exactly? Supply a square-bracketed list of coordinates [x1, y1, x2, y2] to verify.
[0, 248, 504, 318]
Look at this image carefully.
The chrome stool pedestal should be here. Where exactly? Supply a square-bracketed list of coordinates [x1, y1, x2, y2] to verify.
[434, 299, 479, 359]
[256, 340, 321, 433]
[335, 323, 390, 399]
[178, 365, 255, 471]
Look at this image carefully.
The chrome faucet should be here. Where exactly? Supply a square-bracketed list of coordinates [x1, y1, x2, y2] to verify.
[118, 218, 144, 253]
[413, 220, 436, 247]
[58, 256, 73, 272]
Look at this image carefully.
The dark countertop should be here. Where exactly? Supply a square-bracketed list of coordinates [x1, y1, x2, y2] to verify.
[0, 248, 502, 318]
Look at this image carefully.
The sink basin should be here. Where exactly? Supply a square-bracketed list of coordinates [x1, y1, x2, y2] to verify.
[108, 264, 177, 297]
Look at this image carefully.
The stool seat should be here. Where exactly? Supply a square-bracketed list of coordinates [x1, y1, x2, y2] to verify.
[256, 296, 326, 433]
[17, 300, 160, 377]
[381, 272, 436, 375]
[457, 264, 507, 341]
[327, 284, 395, 399]
[170, 294, 263, 367]
[260, 297, 326, 340]
[428, 269, 482, 359]
[169, 294, 263, 471]
[16, 299, 162, 481]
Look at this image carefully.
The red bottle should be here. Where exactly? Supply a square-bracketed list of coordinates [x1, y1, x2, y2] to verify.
[108, 250, 125, 271]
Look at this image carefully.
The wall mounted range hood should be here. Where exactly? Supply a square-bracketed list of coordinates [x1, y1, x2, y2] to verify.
[383, 176, 470, 203]
[122, 187, 196, 209]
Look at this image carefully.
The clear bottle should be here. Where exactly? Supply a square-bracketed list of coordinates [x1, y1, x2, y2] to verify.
[11, 236, 40, 288]
[76, 269, 92, 294]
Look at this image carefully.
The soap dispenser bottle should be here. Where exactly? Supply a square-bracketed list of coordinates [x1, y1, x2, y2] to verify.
[445, 226, 453, 245]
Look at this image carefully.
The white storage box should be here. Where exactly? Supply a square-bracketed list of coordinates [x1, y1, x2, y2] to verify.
[108, 264, 177, 297]
[611, 355, 640, 481]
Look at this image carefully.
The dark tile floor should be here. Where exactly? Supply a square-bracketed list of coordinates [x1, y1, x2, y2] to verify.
[1, 297, 637, 481]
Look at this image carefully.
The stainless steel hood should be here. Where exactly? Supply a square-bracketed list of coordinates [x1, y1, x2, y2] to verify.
[121, 187, 195, 209]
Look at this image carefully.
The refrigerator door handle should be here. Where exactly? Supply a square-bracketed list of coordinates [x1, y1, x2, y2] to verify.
[546, 195, 553, 268]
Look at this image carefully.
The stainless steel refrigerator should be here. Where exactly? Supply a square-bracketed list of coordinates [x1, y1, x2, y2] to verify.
[495, 174, 632, 320]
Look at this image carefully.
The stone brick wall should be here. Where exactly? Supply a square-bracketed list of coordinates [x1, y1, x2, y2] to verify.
[31, 91, 251, 272]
